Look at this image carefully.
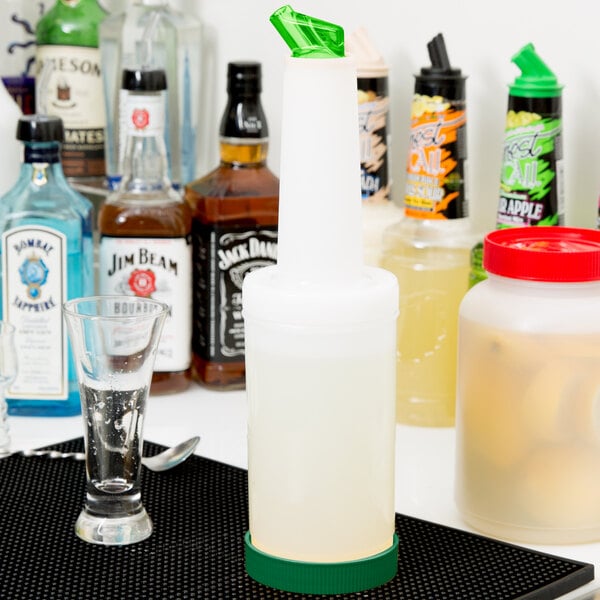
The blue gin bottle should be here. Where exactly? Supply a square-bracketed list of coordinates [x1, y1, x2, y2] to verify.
[0, 115, 94, 416]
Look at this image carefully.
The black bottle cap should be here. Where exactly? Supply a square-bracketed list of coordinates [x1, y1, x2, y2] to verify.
[16, 115, 64, 143]
[227, 62, 262, 95]
[415, 33, 466, 100]
[121, 69, 167, 92]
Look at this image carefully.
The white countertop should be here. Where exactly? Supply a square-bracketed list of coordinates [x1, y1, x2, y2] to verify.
[8, 382, 600, 599]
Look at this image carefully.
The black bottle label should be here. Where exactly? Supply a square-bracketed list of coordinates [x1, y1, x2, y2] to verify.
[192, 222, 277, 363]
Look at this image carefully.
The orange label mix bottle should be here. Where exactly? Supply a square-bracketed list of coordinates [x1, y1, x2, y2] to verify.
[405, 34, 467, 220]
[185, 62, 279, 390]
[381, 33, 473, 427]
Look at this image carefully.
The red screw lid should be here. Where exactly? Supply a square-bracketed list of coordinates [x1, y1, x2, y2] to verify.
[483, 227, 600, 282]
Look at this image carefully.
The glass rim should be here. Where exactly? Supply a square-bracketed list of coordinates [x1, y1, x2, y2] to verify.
[62, 295, 169, 321]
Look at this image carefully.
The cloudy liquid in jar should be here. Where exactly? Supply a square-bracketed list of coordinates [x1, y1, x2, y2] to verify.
[456, 319, 600, 544]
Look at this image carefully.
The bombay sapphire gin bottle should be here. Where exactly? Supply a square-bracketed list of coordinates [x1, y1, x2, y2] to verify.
[0, 115, 94, 416]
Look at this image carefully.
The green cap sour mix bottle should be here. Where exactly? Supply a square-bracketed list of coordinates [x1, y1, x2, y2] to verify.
[496, 43, 564, 228]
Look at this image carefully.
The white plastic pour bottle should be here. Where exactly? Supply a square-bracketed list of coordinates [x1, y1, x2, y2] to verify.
[242, 5, 399, 596]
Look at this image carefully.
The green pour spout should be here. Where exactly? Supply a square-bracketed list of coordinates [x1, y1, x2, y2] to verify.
[510, 43, 563, 98]
[270, 5, 344, 58]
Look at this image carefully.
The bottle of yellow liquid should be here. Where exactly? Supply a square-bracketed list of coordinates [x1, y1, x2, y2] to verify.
[381, 33, 473, 427]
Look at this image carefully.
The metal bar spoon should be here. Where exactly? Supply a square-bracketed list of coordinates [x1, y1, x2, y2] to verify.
[16, 435, 201, 472]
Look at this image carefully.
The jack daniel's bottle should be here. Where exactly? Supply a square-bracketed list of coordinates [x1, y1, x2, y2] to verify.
[98, 68, 192, 394]
[185, 62, 279, 390]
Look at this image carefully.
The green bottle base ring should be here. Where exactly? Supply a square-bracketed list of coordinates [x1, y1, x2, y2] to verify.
[244, 531, 399, 595]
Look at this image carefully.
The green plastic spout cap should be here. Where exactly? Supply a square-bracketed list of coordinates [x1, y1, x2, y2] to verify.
[510, 43, 563, 98]
[270, 5, 344, 58]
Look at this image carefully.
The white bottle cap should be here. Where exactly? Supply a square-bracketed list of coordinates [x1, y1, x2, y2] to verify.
[346, 28, 389, 78]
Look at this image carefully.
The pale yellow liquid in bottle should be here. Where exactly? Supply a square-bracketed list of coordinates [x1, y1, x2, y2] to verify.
[246, 329, 396, 563]
[381, 220, 471, 427]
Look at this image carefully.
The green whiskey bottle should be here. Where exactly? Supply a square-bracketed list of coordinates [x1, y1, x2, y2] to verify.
[35, 0, 107, 183]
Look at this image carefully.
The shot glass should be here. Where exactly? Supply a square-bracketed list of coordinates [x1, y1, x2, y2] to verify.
[63, 295, 168, 545]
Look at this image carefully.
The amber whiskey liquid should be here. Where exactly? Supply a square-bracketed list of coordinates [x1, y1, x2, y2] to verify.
[185, 62, 278, 390]
[186, 141, 279, 389]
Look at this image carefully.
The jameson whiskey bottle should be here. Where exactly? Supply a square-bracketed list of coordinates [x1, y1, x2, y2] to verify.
[0, 115, 94, 416]
[185, 62, 279, 390]
[35, 0, 107, 182]
[98, 69, 192, 395]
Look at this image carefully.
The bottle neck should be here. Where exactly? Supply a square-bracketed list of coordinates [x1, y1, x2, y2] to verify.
[219, 90, 268, 167]
[120, 91, 171, 192]
[24, 142, 61, 165]
[121, 136, 170, 191]
[219, 138, 269, 167]
[21, 142, 66, 186]
[276, 56, 363, 284]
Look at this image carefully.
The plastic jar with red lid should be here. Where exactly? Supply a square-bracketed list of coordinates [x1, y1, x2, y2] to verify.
[455, 226, 600, 544]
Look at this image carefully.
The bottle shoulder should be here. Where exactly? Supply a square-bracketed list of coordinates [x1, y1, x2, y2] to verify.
[102, 3, 201, 30]
[461, 277, 600, 333]
[1, 176, 93, 221]
[185, 165, 279, 225]
[36, 0, 107, 47]
[383, 216, 476, 248]
[98, 193, 192, 237]
[186, 163, 279, 199]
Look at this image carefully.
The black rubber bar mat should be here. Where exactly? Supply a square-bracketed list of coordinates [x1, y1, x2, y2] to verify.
[0, 437, 593, 599]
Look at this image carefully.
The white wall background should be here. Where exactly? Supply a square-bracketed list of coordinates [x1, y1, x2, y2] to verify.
[69, 1, 600, 231]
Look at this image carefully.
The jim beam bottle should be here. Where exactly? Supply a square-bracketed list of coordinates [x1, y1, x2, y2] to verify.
[98, 68, 192, 394]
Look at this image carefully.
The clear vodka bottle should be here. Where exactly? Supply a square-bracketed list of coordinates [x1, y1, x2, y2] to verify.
[99, 0, 202, 191]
